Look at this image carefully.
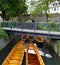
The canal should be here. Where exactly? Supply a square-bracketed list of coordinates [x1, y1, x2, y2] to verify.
[0, 35, 60, 65]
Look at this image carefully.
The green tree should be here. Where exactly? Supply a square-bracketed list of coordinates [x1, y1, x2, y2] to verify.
[30, 0, 36, 6]
[31, 0, 54, 22]
[0, 0, 27, 21]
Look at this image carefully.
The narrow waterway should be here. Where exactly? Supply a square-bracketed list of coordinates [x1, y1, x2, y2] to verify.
[42, 52, 60, 65]
[38, 42, 60, 65]
[0, 35, 60, 65]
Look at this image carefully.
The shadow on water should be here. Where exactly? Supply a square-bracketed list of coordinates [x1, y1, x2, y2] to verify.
[0, 34, 21, 65]
[42, 41, 60, 65]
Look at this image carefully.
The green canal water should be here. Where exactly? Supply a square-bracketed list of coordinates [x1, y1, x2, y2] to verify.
[42, 50, 60, 65]
[43, 56, 60, 65]
[41, 43, 60, 65]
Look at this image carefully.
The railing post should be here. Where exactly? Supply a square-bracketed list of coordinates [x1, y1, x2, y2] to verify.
[16, 22, 19, 28]
[22, 22, 23, 31]
[34, 22, 36, 32]
[22, 22, 26, 31]
[10, 22, 12, 29]
[25, 22, 26, 29]
[16, 22, 17, 28]
[47, 22, 50, 34]
[58, 24, 60, 31]
[8, 22, 11, 28]
[11, 22, 12, 33]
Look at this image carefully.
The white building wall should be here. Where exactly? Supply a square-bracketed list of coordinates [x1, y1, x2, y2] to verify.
[59, 7, 60, 11]
[48, 1, 60, 14]
[49, 7, 60, 14]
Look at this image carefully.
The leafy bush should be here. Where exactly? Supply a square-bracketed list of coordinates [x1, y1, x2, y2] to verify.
[37, 23, 48, 30]
[0, 23, 1, 27]
[49, 21, 58, 31]
[0, 28, 8, 39]
[37, 21, 59, 31]
[57, 40, 60, 48]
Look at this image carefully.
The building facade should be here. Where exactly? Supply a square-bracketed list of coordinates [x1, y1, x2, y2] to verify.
[26, 0, 60, 14]
[48, 1, 60, 14]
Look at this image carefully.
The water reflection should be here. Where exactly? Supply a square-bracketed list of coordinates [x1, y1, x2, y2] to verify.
[39, 50, 52, 58]
[45, 54, 52, 58]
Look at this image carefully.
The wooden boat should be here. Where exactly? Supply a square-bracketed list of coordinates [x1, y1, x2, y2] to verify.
[26, 42, 45, 65]
[21, 34, 28, 41]
[2, 40, 25, 65]
[28, 36, 35, 41]
[36, 36, 44, 43]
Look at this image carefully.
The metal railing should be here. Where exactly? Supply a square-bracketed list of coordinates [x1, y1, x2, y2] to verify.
[0, 21, 60, 32]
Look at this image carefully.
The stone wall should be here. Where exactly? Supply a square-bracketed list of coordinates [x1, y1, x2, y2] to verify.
[34, 14, 60, 22]
[45, 38, 60, 56]
[7, 14, 60, 22]
[0, 38, 9, 51]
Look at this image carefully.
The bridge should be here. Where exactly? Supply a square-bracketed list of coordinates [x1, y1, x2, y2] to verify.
[0, 21, 60, 39]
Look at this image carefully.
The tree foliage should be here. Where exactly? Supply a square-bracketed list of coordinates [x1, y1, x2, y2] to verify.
[30, 0, 54, 22]
[31, 0, 53, 14]
[30, 0, 36, 6]
[0, 28, 8, 39]
[0, 0, 27, 20]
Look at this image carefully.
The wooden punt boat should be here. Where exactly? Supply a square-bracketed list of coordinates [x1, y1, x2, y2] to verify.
[26, 42, 45, 65]
[28, 36, 35, 41]
[36, 36, 44, 43]
[2, 40, 25, 65]
[21, 35, 28, 41]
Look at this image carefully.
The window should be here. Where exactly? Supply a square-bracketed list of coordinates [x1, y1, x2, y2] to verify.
[55, 3, 57, 5]
[53, 3, 57, 6]
[53, 4, 54, 6]
[54, 8, 56, 11]
[59, 3, 60, 5]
